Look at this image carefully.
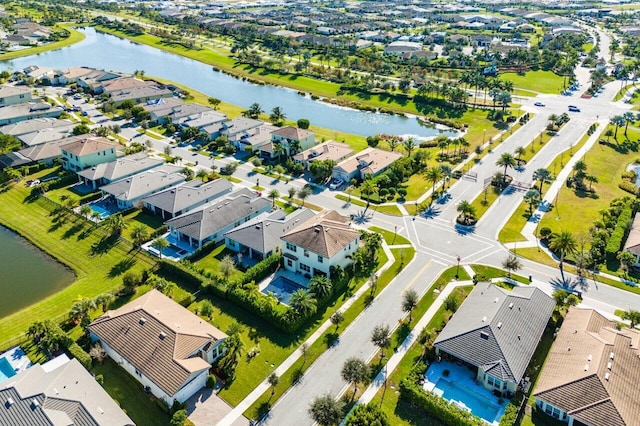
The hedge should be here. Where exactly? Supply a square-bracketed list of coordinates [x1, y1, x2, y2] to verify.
[67, 343, 92, 370]
[618, 180, 639, 196]
[499, 396, 521, 426]
[605, 202, 634, 259]
[399, 379, 485, 426]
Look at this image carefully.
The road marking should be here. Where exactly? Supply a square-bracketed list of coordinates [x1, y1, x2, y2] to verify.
[404, 261, 432, 291]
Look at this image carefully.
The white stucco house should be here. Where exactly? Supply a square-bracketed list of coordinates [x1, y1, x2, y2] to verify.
[88, 289, 228, 406]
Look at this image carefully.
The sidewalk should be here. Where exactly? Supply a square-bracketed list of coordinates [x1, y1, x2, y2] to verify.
[216, 242, 397, 426]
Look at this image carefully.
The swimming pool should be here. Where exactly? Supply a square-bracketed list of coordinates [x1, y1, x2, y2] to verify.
[90, 203, 112, 219]
[0, 357, 17, 383]
[261, 276, 306, 305]
[434, 378, 501, 423]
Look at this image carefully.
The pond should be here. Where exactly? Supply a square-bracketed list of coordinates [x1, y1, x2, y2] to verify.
[0, 225, 75, 318]
[0, 28, 458, 140]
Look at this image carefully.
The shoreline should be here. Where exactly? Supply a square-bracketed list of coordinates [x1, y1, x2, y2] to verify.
[0, 23, 85, 62]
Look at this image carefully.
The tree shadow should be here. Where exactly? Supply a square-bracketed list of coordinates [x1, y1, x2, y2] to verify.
[61, 223, 84, 240]
[107, 256, 137, 278]
[291, 367, 304, 385]
[323, 332, 339, 348]
[90, 235, 118, 256]
[454, 223, 476, 235]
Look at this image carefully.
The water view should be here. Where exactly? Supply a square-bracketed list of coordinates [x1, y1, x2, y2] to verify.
[0, 225, 75, 318]
[0, 28, 458, 140]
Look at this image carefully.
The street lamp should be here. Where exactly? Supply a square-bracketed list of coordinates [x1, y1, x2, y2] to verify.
[456, 256, 461, 279]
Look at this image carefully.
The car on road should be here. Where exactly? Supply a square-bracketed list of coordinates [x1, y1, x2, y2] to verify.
[568, 105, 581, 112]
[81, 111, 88, 116]
[73, 94, 82, 100]
[534, 101, 545, 107]
[329, 178, 344, 190]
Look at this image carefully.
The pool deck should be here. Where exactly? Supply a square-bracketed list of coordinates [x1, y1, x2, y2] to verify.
[141, 232, 193, 261]
[258, 269, 309, 292]
[424, 360, 507, 425]
[0, 346, 32, 375]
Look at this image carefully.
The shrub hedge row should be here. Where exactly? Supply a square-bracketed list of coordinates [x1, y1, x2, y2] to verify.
[618, 180, 639, 196]
[399, 379, 485, 426]
[605, 202, 634, 259]
[67, 342, 92, 370]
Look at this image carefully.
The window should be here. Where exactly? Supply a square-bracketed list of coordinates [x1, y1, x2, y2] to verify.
[287, 259, 293, 267]
[487, 376, 502, 389]
[317, 255, 323, 263]
[286, 242, 296, 252]
[300, 264, 311, 273]
[303, 249, 309, 257]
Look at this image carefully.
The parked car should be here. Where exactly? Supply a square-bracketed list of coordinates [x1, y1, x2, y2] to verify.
[534, 102, 545, 107]
[73, 94, 82, 100]
[329, 179, 344, 190]
[568, 105, 581, 112]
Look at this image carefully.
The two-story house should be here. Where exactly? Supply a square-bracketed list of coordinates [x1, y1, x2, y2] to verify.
[332, 147, 402, 181]
[280, 210, 360, 278]
[0, 84, 32, 106]
[60, 135, 118, 172]
[260, 126, 316, 158]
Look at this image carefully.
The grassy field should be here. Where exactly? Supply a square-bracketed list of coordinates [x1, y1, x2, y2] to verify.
[470, 184, 502, 221]
[0, 23, 85, 61]
[368, 225, 411, 246]
[498, 199, 531, 243]
[0, 171, 155, 347]
[243, 247, 414, 419]
[500, 70, 566, 94]
[375, 204, 403, 216]
[470, 264, 530, 285]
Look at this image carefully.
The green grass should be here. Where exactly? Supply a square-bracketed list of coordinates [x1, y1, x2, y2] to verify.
[336, 193, 367, 207]
[498, 199, 531, 243]
[375, 204, 403, 216]
[520, 130, 555, 163]
[470, 264, 530, 285]
[368, 225, 411, 246]
[192, 244, 244, 280]
[470, 184, 502, 220]
[613, 82, 637, 102]
[0, 170, 155, 347]
[243, 247, 413, 419]
[0, 23, 85, 60]
[93, 357, 170, 426]
[500, 70, 566, 94]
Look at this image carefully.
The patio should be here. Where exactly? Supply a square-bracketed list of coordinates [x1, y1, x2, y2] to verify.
[0, 346, 32, 374]
[424, 360, 507, 425]
[141, 232, 194, 261]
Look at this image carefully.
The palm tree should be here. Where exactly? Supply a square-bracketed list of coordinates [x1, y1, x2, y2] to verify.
[456, 200, 476, 223]
[151, 237, 169, 259]
[68, 298, 96, 326]
[287, 187, 296, 201]
[611, 115, 625, 141]
[269, 106, 286, 126]
[92, 293, 114, 313]
[267, 372, 279, 396]
[514, 146, 526, 161]
[130, 224, 149, 248]
[496, 153, 517, 179]
[360, 179, 377, 207]
[309, 275, 333, 299]
[533, 168, 552, 195]
[268, 189, 279, 207]
[79, 204, 92, 220]
[330, 310, 344, 331]
[617, 251, 636, 275]
[341, 357, 369, 400]
[623, 111, 635, 137]
[103, 214, 127, 237]
[196, 169, 208, 181]
[401, 289, 419, 321]
[620, 309, 640, 328]
[585, 174, 598, 191]
[439, 165, 452, 190]
[308, 393, 344, 426]
[220, 255, 237, 283]
[572, 160, 587, 178]
[371, 324, 391, 361]
[548, 114, 559, 129]
[524, 189, 541, 215]
[387, 136, 399, 152]
[402, 137, 417, 157]
[501, 254, 523, 278]
[425, 167, 443, 204]
[289, 289, 317, 316]
[549, 230, 578, 280]
[297, 187, 311, 206]
[243, 102, 263, 119]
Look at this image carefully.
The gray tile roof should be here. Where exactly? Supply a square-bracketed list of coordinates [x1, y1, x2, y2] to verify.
[225, 208, 316, 255]
[142, 178, 233, 215]
[77, 154, 164, 183]
[0, 101, 61, 121]
[110, 86, 173, 104]
[100, 164, 185, 202]
[434, 282, 555, 384]
[0, 357, 133, 426]
[221, 117, 263, 137]
[174, 111, 227, 129]
[17, 124, 75, 147]
[165, 188, 270, 242]
[0, 118, 71, 136]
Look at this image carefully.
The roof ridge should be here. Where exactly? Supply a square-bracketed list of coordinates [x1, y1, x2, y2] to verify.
[567, 396, 614, 415]
[536, 373, 600, 395]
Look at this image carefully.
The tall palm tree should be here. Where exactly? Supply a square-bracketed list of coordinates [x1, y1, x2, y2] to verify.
[243, 103, 263, 119]
[360, 179, 377, 207]
[268, 189, 279, 207]
[549, 230, 578, 281]
[611, 115, 626, 141]
[572, 160, 587, 178]
[297, 187, 311, 206]
[456, 200, 476, 223]
[401, 289, 419, 321]
[524, 189, 541, 215]
[341, 357, 369, 400]
[309, 275, 333, 299]
[402, 137, 417, 157]
[94, 293, 115, 313]
[151, 237, 169, 259]
[269, 106, 286, 126]
[501, 254, 522, 278]
[289, 289, 317, 316]
[533, 168, 552, 195]
[68, 298, 96, 325]
[371, 324, 391, 361]
[496, 152, 516, 180]
[387, 136, 400, 152]
[130, 224, 149, 248]
[514, 146, 526, 160]
[439, 165, 452, 190]
[220, 255, 237, 283]
[103, 214, 127, 237]
[426, 167, 443, 204]
[623, 111, 635, 137]
[79, 204, 92, 220]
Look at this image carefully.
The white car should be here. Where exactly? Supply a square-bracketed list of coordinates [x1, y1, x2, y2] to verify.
[534, 101, 545, 107]
[329, 179, 344, 190]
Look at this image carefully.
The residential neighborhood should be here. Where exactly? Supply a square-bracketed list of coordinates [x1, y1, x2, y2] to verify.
[0, 1, 639, 426]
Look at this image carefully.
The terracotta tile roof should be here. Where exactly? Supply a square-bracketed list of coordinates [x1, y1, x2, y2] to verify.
[88, 290, 226, 398]
[292, 140, 354, 163]
[624, 214, 640, 255]
[60, 135, 116, 156]
[534, 308, 640, 426]
[281, 210, 359, 258]
[271, 126, 314, 141]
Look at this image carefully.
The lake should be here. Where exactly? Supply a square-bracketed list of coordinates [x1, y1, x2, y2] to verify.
[0, 225, 75, 318]
[0, 28, 457, 140]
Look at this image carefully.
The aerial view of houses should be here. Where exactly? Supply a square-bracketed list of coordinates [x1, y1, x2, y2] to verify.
[0, 1, 639, 426]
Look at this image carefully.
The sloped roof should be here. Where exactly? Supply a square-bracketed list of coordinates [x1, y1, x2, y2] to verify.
[88, 290, 226, 398]
[434, 282, 555, 384]
[0, 84, 32, 98]
[165, 188, 270, 242]
[0, 356, 133, 426]
[100, 164, 185, 201]
[60, 135, 117, 156]
[225, 208, 316, 255]
[281, 210, 359, 258]
[534, 308, 640, 426]
[0, 117, 71, 136]
[293, 140, 354, 163]
[142, 178, 233, 214]
[77, 154, 164, 182]
[110, 85, 173, 104]
[18, 124, 75, 147]
[271, 126, 314, 141]
[624, 213, 640, 255]
[334, 147, 402, 176]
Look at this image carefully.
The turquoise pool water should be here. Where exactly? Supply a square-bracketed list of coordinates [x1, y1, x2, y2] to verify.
[0, 357, 17, 383]
[90, 203, 112, 219]
[434, 378, 500, 423]
[261, 276, 306, 305]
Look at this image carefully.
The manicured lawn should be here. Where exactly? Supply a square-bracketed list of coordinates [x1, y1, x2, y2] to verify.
[192, 244, 245, 281]
[368, 226, 412, 246]
[470, 264, 530, 285]
[539, 127, 639, 246]
[520, 130, 555, 163]
[123, 209, 165, 237]
[243, 247, 411, 419]
[470, 184, 502, 220]
[500, 70, 566, 94]
[336, 193, 367, 208]
[0, 23, 85, 60]
[93, 358, 170, 426]
[0, 171, 155, 346]
[404, 173, 429, 201]
[375, 204, 403, 216]
[498, 199, 531, 243]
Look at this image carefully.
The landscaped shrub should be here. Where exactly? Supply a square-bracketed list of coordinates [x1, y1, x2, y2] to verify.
[206, 374, 217, 388]
[605, 202, 634, 259]
[618, 180, 639, 196]
[419, 140, 438, 148]
[499, 395, 522, 426]
[67, 343, 92, 369]
[399, 379, 485, 426]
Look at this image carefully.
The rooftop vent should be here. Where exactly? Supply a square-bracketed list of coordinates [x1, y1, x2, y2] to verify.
[480, 331, 489, 340]
[482, 316, 487, 322]
[605, 372, 610, 381]
[587, 355, 592, 362]
[607, 362, 612, 370]
[584, 364, 589, 371]
[31, 399, 39, 409]
[494, 297, 499, 303]
[97, 407, 104, 414]
[6, 397, 14, 406]
[139, 317, 147, 325]
[159, 332, 167, 340]
[497, 322, 502, 329]
[508, 302, 514, 309]
[314, 227, 321, 233]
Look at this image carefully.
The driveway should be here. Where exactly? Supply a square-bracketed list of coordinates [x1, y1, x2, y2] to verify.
[186, 387, 251, 426]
